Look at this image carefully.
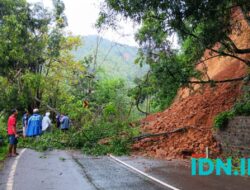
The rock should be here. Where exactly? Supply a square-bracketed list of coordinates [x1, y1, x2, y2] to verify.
[181, 149, 194, 156]
[199, 144, 205, 150]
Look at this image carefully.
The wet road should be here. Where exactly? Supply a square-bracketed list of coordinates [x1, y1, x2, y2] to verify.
[0, 149, 168, 190]
[117, 156, 250, 190]
[0, 149, 249, 190]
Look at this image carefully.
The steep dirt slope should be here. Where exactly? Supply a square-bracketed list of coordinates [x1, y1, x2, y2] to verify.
[133, 9, 250, 159]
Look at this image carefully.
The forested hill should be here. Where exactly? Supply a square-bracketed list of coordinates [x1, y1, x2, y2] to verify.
[72, 35, 148, 83]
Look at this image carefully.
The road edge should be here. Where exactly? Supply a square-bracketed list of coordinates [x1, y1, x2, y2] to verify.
[6, 148, 26, 190]
[109, 154, 181, 190]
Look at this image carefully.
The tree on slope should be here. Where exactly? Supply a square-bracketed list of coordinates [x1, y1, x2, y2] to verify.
[0, 0, 81, 112]
[97, 0, 250, 109]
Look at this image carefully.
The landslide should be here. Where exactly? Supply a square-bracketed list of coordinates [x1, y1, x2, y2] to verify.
[133, 9, 250, 159]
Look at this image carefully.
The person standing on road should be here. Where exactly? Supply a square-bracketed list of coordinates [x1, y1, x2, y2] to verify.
[7, 109, 19, 157]
[60, 114, 70, 131]
[42, 112, 52, 132]
[26, 108, 42, 137]
[22, 110, 30, 137]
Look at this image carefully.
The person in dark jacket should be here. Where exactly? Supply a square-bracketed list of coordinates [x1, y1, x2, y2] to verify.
[56, 113, 61, 128]
[60, 114, 70, 131]
[22, 110, 30, 137]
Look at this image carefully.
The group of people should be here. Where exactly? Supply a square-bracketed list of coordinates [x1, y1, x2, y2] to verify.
[7, 108, 70, 157]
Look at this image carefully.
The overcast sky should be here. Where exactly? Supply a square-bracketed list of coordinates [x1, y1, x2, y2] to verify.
[27, 0, 139, 46]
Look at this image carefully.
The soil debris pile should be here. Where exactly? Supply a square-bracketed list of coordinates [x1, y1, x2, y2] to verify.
[133, 9, 250, 159]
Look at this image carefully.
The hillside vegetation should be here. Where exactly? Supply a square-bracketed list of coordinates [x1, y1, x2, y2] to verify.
[0, 0, 249, 160]
[99, 1, 250, 159]
[0, 0, 147, 158]
[73, 35, 149, 84]
[132, 10, 250, 159]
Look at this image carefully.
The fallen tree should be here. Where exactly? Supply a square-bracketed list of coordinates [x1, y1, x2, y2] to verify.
[34, 97, 59, 114]
[132, 127, 188, 142]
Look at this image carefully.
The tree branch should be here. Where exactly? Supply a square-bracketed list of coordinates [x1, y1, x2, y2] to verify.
[187, 76, 246, 84]
[135, 71, 151, 115]
[150, 50, 247, 84]
[133, 127, 187, 142]
[208, 47, 250, 66]
[222, 36, 250, 54]
[34, 97, 59, 114]
[178, 28, 250, 66]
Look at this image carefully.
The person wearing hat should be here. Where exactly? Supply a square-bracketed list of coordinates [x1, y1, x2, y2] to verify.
[42, 112, 52, 132]
[26, 108, 42, 137]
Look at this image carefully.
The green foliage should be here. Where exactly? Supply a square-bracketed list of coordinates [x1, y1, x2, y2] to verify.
[99, 0, 250, 55]
[232, 85, 250, 116]
[0, 1, 146, 157]
[0, 0, 77, 114]
[17, 75, 140, 156]
[72, 35, 149, 86]
[98, 0, 250, 112]
[19, 129, 84, 151]
[233, 102, 250, 116]
[214, 84, 250, 130]
[0, 118, 8, 162]
[129, 51, 199, 111]
[18, 120, 138, 156]
[0, 145, 8, 163]
[214, 111, 235, 130]
[81, 121, 134, 156]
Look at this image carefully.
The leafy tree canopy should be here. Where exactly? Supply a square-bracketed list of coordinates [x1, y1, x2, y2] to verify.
[98, 0, 250, 109]
[0, 0, 81, 113]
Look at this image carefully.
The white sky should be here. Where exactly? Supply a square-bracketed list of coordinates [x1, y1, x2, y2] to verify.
[27, 0, 139, 47]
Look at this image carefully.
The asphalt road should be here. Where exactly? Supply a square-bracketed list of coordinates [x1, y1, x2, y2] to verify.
[117, 156, 250, 190]
[0, 149, 168, 190]
[0, 149, 249, 190]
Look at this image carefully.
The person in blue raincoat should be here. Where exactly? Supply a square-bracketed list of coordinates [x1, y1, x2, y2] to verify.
[26, 108, 42, 137]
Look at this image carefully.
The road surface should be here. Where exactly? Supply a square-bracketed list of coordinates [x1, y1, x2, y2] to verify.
[116, 156, 250, 190]
[0, 149, 168, 190]
[0, 149, 249, 190]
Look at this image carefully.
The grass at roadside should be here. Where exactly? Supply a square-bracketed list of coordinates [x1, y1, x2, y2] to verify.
[0, 146, 8, 169]
[0, 146, 8, 161]
[0, 118, 8, 169]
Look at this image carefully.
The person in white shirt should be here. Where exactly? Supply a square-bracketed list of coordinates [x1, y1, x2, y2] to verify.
[42, 112, 52, 132]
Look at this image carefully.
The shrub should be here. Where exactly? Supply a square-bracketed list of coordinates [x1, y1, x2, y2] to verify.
[18, 127, 89, 151]
[0, 118, 8, 162]
[232, 84, 250, 116]
[18, 120, 138, 156]
[233, 102, 250, 116]
[213, 111, 235, 130]
[214, 84, 250, 130]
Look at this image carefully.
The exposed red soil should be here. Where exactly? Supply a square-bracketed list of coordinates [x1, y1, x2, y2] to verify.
[132, 8, 250, 159]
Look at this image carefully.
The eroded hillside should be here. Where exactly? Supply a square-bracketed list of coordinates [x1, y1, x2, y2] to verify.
[133, 9, 250, 159]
